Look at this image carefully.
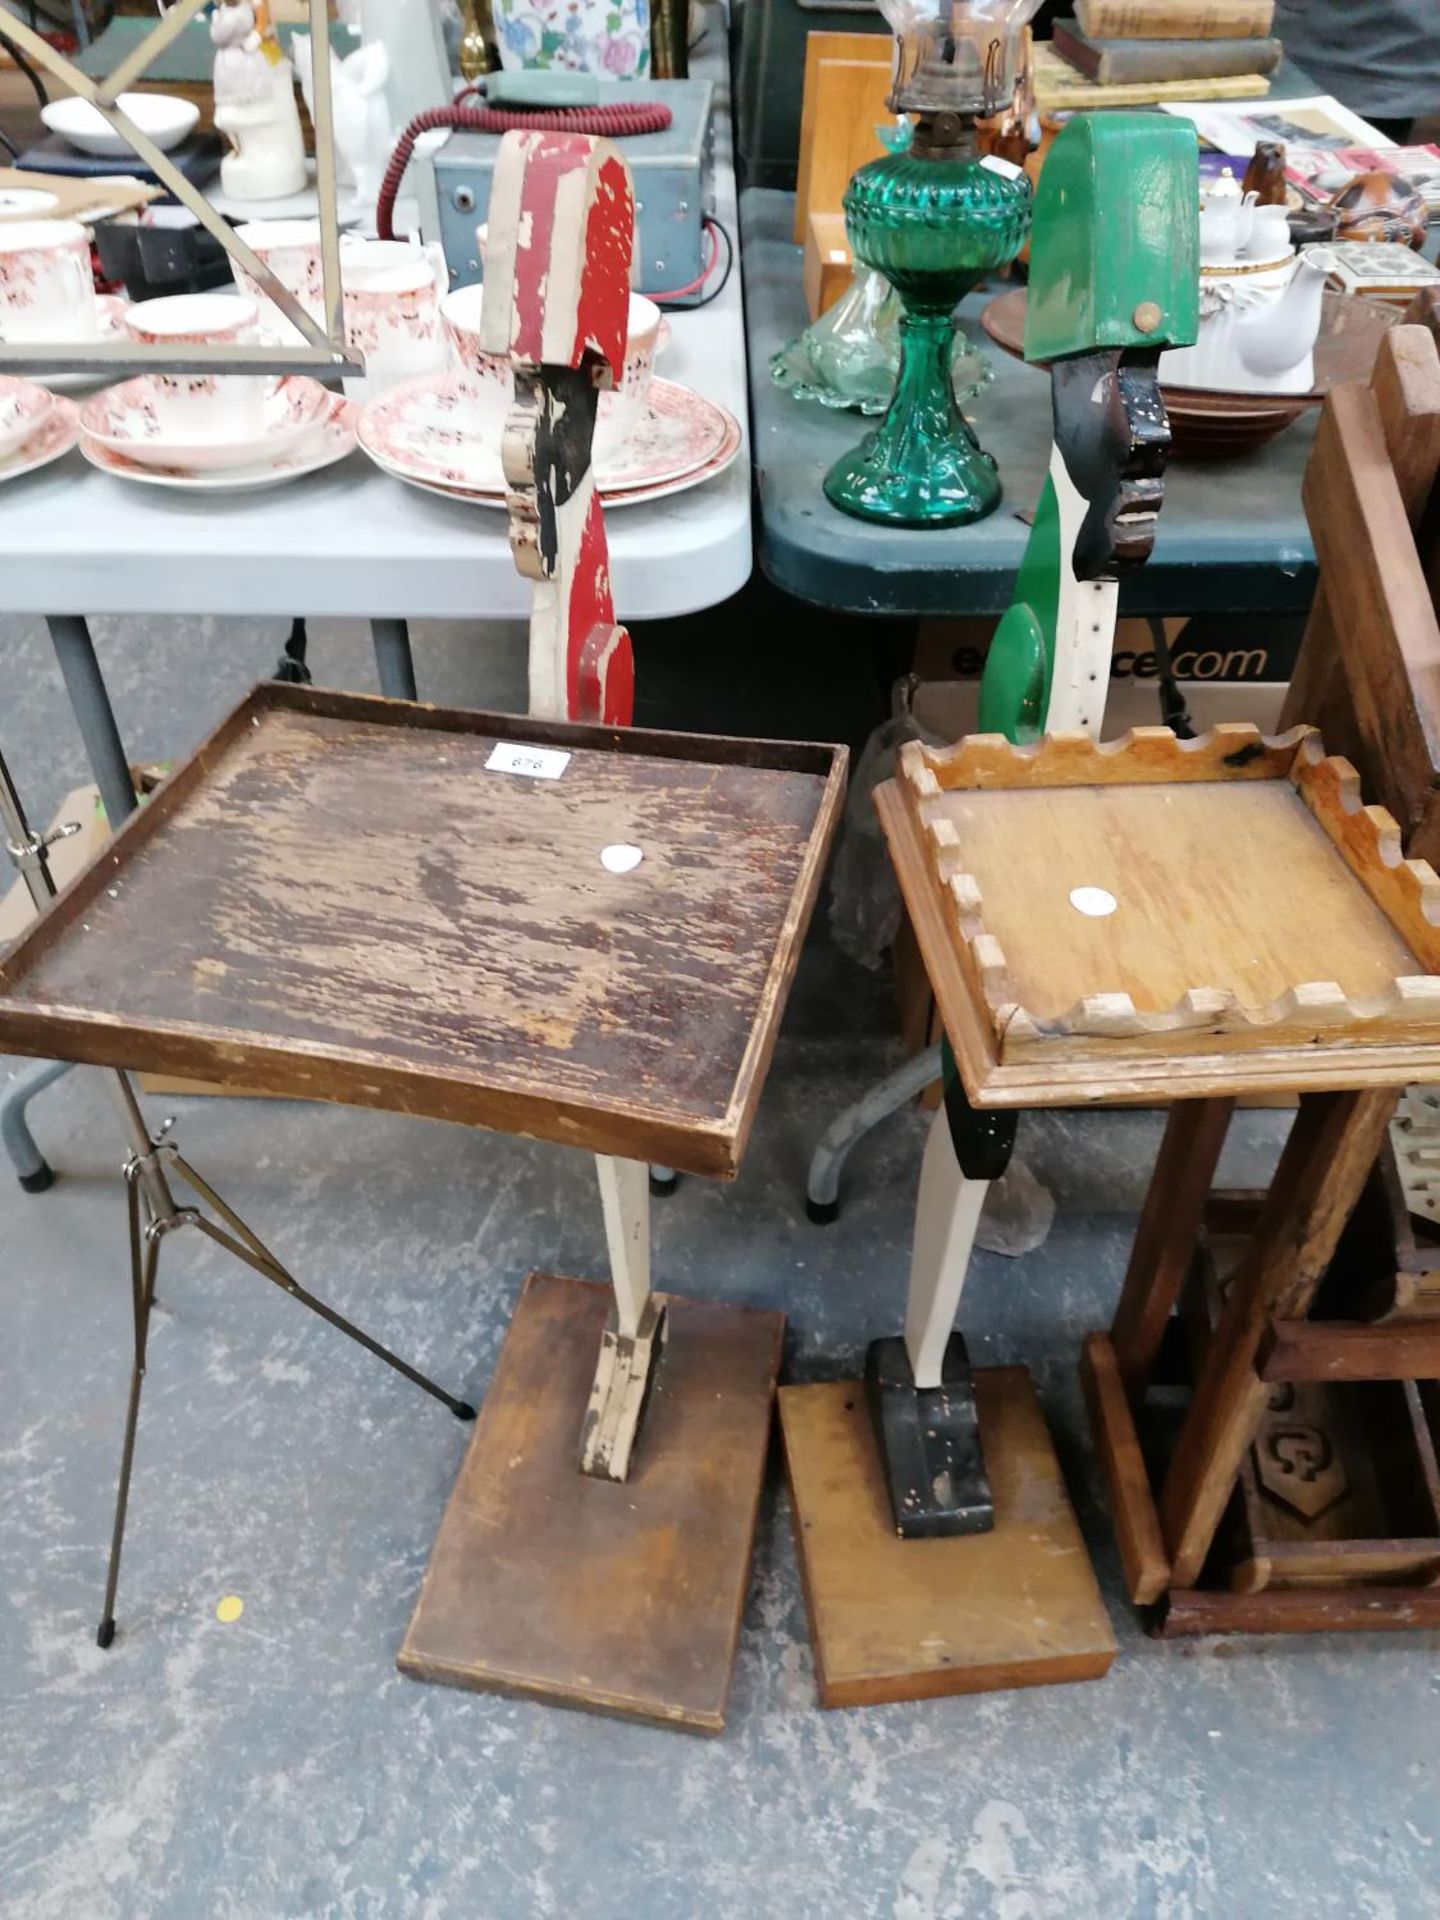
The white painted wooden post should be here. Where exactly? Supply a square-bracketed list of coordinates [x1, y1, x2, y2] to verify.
[594, 1152, 651, 1337]
[903, 1105, 988, 1388]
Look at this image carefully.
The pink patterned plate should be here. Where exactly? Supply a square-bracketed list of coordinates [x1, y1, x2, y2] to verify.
[393, 405, 744, 513]
[0, 395, 79, 485]
[80, 373, 334, 472]
[359, 373, 733, 496]
[78, 393, 357, 491]
[0, 375, 54, 461]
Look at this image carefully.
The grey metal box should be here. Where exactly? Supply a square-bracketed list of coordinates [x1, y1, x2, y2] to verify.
[431, 79, 714, 300]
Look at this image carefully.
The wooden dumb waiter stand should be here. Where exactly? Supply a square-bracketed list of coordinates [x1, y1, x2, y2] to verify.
[0, 134, 845, 1732]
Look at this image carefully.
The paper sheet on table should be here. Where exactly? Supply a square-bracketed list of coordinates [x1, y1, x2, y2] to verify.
[1160, 95, 1396, 155]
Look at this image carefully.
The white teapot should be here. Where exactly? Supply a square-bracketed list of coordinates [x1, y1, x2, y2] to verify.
[1162, 169, 1335, 397]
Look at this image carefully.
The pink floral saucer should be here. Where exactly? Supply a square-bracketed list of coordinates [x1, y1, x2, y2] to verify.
[78, 393, 357, 492]
[81, 373, 334, 472]
[0, 375, 55, 461]
[390, 405, 744, 514]
[0, 395, 79, 486]
[359, 373, 734, 497]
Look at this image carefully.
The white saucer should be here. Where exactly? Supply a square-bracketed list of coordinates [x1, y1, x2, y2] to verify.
[0, 397, 80, 486]
[81, 373, 334, 471]
[79, 392, 357, 491]
[359, 373, 733, 497]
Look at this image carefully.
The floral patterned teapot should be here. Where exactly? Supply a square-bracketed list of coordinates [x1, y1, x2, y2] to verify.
[1160, 168, 1334, 397]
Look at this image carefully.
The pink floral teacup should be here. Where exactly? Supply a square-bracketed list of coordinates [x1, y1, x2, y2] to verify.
[233, 225, 447, 397]
[122, 293, 266, 443]
[440, 283, 661, 460]
[0, 219, 99, 343]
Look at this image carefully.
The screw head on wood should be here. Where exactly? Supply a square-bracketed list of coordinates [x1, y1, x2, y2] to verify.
[1132, 301, 1163, 334]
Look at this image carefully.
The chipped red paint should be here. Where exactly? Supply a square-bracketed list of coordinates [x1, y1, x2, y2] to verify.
[565, 489, 633, 724]
[509, 134, 631, 382]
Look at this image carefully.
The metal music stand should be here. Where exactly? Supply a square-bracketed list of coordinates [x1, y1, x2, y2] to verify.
[0, 746, 474, 1650]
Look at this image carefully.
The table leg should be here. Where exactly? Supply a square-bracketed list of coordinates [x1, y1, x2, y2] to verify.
[371, 619, 418, 702]
[1110, 1097, 1235, 1399]
[0, 1056, 72, 1190]
[804, 1042, 945, 1224]
[1158, 1088, 1397, 1589]
[3, 620, 138, 1189]
[580, 1152, 664, 1482]
[45, 615, 137, 828]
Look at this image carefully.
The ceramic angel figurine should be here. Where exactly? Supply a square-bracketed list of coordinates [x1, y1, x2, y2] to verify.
[293, 34, 394, 214]
[212, 0, 308, 202]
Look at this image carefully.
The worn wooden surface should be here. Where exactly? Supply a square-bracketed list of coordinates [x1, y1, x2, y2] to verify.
[1157, 1089, 1398, 1588]
[1259, 1319, 1440, 1382]
[1081, 1332, 1170, 1605]
[877, 730, 1440, 1106]
[398, 1273, 783, 1733]
[780, 1368, 1116, 1707]
[0, 683, 846, 1176]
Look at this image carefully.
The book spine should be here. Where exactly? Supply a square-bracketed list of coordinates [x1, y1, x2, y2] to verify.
[1075, 0, 1276, 38]
[1094, 37, 1283, 81]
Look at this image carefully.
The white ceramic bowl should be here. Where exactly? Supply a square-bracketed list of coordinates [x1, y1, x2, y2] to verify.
[41, 92, 199, 158]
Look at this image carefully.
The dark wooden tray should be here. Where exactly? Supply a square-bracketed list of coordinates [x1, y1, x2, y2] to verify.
[0, 683, 847, 1177]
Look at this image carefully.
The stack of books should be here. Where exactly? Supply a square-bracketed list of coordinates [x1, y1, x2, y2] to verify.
[1050, 0, 1281, 93]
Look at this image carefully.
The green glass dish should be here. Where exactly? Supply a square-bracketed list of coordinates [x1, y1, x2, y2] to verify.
[823, 145, 1031, 528]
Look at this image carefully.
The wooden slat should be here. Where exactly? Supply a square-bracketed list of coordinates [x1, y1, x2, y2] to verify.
[1259, 1318, 1440, 1382]
[1110, 1099, 1235, 1396]
[1158, 1089, 1399, 1588]
[1080, 1332, 1170, 1604]
[1159, 1583, 1440, 1635]
[1303, 381, 1440, 845]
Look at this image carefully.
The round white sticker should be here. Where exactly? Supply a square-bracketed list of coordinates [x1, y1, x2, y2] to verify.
[601, 843, 643, 874]
[1070, 886, 1118, 918]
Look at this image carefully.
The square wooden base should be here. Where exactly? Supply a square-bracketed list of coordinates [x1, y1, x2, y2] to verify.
[398, 1272, 783, 1734]
[779, 1367, 1116, 1707]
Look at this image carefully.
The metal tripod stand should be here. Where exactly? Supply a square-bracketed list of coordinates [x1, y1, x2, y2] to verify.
[0, 747, 475, 1648]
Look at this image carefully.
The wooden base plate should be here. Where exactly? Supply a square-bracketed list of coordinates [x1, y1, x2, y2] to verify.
[398, 1273, 784, 1734]
[780, 1367, 1116, 1707]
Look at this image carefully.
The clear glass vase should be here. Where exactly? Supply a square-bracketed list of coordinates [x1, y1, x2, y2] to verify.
[771, 265, 992, 417]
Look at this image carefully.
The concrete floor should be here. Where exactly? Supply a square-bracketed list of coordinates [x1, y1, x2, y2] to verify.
[3, 612, 1439, 1920]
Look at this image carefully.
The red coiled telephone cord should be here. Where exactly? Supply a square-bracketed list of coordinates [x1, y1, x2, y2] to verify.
[375, 99, 674, 241]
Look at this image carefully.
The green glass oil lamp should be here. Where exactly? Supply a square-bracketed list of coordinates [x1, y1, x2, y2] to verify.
[823, 0, 1039, 528]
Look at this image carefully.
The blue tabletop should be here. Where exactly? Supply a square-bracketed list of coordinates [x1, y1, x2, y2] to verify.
[743, 188, 1320, 619]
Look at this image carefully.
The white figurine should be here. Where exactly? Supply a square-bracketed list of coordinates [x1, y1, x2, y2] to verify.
[293, 33, 394, 215]
[212, 0, 308, 204]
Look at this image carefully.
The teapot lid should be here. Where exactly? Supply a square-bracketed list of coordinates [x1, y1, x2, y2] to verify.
[1203, 166, 1244, 204]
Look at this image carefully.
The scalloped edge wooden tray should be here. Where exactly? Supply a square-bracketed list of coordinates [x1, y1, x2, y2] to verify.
[877, 724, 1440, 1109]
